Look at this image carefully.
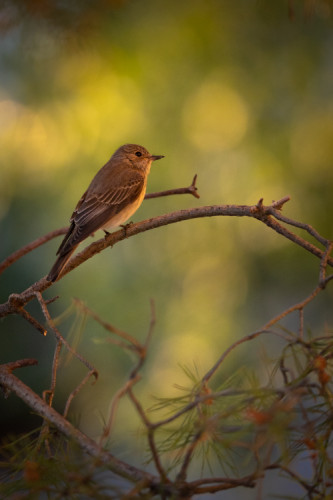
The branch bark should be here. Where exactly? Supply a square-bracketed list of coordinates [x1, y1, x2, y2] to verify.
[0, 361, 157, 484]
[0, 197, 331, 323]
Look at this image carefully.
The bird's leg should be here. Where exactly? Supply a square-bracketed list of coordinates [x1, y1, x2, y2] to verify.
[120, 221, 133, 237]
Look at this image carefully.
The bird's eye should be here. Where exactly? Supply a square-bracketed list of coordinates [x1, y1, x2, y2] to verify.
[135, 151, 142, 157]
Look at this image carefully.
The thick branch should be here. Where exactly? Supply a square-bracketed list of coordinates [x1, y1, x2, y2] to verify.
[0, 362, 156, 484]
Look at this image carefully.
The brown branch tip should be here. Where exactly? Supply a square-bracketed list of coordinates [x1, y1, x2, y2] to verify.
[190, 174, 200, 199]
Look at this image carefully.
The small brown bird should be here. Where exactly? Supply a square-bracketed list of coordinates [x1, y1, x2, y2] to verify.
[47, 144, 164, 282]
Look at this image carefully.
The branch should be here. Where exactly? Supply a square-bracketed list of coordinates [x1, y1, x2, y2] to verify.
[0, 227, 68, 276]
[73, 298, 142, 351]
[0, 177, 199, 276]
[0, 361, 157, 484]
[1, 197, 332, 323]
[36, 293, 93, 368]
[145, 174, 200, 200]
[99, 301, 155, 445]
[260, 241, 333, 336]
[56, 198, 333, 281]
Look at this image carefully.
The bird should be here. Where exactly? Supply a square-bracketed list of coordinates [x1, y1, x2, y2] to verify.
[47, 144, 164, 282]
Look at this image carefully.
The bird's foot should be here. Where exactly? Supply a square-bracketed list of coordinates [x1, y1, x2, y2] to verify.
[120, 222, 133, 237]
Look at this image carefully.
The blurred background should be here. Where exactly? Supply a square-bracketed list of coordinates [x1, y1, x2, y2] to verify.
[1, 0, 333, 496]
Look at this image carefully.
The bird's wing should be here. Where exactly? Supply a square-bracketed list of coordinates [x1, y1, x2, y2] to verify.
[56, 173, 144, 256]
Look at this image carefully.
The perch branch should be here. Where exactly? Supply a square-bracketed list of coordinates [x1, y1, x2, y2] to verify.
[0, 177, 199, 276]
[1, 197, 332, 324]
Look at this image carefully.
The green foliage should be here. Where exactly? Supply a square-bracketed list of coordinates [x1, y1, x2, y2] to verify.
[145, 331, 333, 495]
[0, 430, 130, 499]
[1, 326, 332, 498]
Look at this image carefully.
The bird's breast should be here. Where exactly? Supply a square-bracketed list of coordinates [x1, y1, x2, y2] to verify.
[101, 184, 147, 230]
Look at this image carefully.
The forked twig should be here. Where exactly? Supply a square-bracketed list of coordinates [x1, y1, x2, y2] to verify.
[201, 329, 290, 385]
[261, 241, 333, 335]
[100, 301, 156, 445]
[73, 298, 142, 351]
[63, 368, 98, 419]
[99, 375, 141, 445]
[128, 387, 168, 481]
[35, 292, 97, 376]
[145, 174, 200, 200]
[34, 292, 98, 418]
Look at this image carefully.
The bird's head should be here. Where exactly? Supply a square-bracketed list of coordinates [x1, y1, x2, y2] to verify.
[113, 144, 164, 174]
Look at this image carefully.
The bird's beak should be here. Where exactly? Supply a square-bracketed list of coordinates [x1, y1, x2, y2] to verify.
[150, 155, 164, 161]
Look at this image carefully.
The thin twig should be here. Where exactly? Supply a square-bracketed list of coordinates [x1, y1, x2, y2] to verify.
[129, 299, 156, 379]
[150, 386, 287, 431]
[185, 474, 257, 496]
[0, 359, 38, 371]
[63, 369, 98, 419]
[256, 214, 332, 266]
[201, 329, 291, 385]
[0, 358, 38, 398]
[268, 208, 329, 247]
[299, 308, 304, 339]
[73, 298, 142, 351]
[99, 375, 141, 445]
[176, 428, 204, 482]
[99, 300, 156, 444]
[261, 243, 333, 335]
[128, 387, 168, 481]
[145, 175, 200, 200]
[16, 307, 47, 336]
[37, 340, 63, 451]
[145, 299, 156, 349]
[0, 227, 68, 276]
[48, 340, 62, 407]
[319, 242, 333, 287]
[262, 286, 322, 331]
[35, 292, 97, 377]
[265, 463, 321, 496]
[122, 478, 151, 499]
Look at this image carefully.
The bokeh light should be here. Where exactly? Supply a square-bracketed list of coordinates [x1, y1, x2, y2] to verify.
[1, 3, 333, 495]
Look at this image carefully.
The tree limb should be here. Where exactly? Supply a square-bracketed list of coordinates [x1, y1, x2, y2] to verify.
[1, 197, 331, 324]
[0, 361, 157, 484]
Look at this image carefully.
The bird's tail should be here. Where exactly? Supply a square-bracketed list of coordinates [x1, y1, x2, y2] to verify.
[46, 248, 76, 282]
